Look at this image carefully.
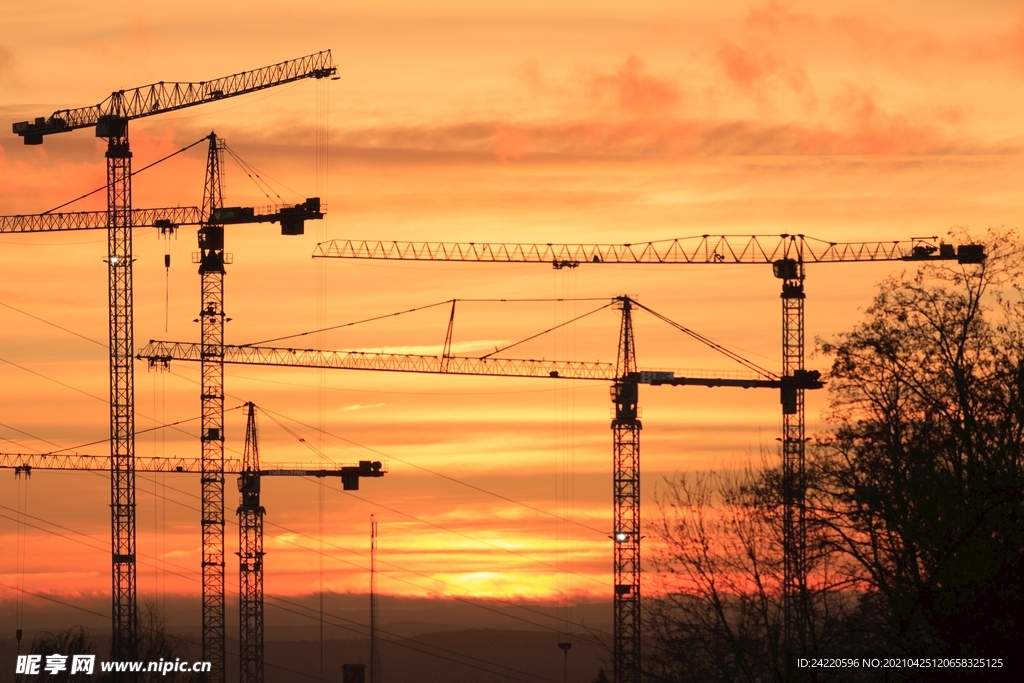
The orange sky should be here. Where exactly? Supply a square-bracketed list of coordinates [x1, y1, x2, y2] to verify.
[1, 0, 1023, 629]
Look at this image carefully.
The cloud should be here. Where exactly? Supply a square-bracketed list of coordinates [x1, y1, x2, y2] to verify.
[586, 56, 680, 117]
[186, 113, 997, 167]
[715, 43, 809, 97]
[494, 123, 532, 161]
[347, 340, 511, 356]
[744, 0, 817, 34]
[341, 402, 386, 412]
[517, 59, 544, 95]
[84, 17, 159, 59]
[0, 45, 13, 80]
[1003, 13, 1024, 74]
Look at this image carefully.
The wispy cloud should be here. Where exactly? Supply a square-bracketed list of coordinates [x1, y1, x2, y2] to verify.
[340, 402, 386, 412]
[347, 340, 510, 356]
[0, 45, 14, 81]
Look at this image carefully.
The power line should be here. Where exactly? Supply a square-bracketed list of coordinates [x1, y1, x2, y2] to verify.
[327, 481, 607, 589]
[259, 406, 610, 537]
[21, 455, 613, 642]
[0, 504, 579, 681]
[0, 300, 106, 347]
[1, 304, 612, 643]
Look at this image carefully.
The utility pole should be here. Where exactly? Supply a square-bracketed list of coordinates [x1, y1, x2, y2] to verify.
[370, 515, 381, 683]
[557, 642, 571, 683]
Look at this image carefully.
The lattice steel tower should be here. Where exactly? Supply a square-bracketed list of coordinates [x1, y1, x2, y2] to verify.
[103, 109, 138, 674]
[198, 133, 228, 682]
[238, 403, 265, 683]
[611, 297, 641, 683]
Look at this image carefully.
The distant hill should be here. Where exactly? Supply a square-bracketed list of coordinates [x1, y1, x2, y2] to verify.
[0, 593, 613, 683]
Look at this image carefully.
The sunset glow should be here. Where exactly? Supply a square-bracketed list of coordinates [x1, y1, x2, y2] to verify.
[1, 0, 1021, 634]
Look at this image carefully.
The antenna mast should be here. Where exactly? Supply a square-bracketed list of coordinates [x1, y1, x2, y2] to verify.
[370, 514, 381, 683]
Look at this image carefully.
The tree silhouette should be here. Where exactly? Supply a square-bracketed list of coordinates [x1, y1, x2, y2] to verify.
[646, 231, 1023, 681]
[812, 232, 1024, 658]
[28, 625, 95, 682]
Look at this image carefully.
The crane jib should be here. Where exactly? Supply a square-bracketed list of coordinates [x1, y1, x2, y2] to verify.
[135, 340, 824, 390]
[312, 235, 986, 266]
[12, 51, 337, 144]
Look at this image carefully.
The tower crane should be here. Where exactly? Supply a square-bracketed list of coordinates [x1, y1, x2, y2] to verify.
[2, 136, 324, 682]
[10, 51, 336, 674]
[311, 233, 986, 678]
[138, 295, 824, 683]
[2, 407, 386, 683]
[0, 450, 383, 484]
[235, 402, 384, 683]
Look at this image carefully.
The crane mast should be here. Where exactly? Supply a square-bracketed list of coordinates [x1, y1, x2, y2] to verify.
[11, 52, 335, 678]
[199, 134, 228, 681]
[104, 112, 136, 669]
[239, 403, 265, 683]
[775, 256, 808, 669]
[611, 299, 641, 683]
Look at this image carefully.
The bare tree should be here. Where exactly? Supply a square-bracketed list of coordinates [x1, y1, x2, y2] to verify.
[811, 231, 1024, 658]
[646, 462, 865, 683]
[136, 600, 191, 682]
[644, 231, 1024, 680]
[28, 625, 95, 682]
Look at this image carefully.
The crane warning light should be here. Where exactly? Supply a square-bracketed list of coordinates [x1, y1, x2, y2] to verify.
[615, 532, 630, 543]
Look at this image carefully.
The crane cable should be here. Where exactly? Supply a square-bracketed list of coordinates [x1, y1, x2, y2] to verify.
[240, 297, 611, 348]
[479, 300, 614, 360]
[42, 135, 211, 214]
[631, 300, 780, 379]
[160, 224, 175, 332]
[314, 72, 330, 683]
[239, 299, 453, 347]
[222, 145, 292, 207]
